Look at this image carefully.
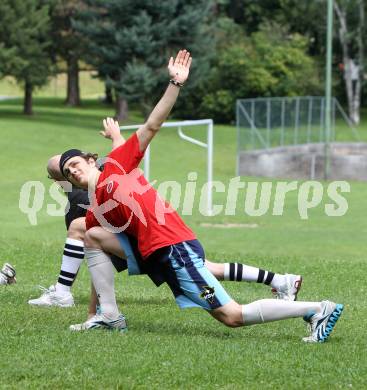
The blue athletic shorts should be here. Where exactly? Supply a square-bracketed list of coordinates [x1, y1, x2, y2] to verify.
[115, 234, 232, 311]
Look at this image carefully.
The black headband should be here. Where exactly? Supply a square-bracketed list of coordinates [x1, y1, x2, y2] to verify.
[59, 149, 84, 177]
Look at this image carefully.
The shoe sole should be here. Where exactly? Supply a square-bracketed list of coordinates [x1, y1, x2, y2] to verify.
[318, 304, 344, 343]
[28, 302, 74, 308]
[70, 324, 128, 333]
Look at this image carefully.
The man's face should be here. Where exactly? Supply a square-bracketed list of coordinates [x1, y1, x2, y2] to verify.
[63, 156, 95, 188]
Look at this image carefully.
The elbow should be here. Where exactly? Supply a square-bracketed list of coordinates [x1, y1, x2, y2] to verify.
[145, 120, 161, 133]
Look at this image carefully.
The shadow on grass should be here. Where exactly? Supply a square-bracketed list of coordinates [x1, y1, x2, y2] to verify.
[76, 294, 171, 306]
[0, 97, 108, 109]
[128, 315, 304, 342]
[0, 109, 103, 132]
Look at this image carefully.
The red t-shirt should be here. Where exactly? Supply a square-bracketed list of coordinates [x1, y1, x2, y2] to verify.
[85, 133, 196, 259]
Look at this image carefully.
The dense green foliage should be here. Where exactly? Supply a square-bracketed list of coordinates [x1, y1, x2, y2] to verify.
[0, 98, 366, 388]
[1, 0, 367, 122]
[183, 22, 321, 123]
[0, 0, 53, 109]
[72, 0, 214, 117]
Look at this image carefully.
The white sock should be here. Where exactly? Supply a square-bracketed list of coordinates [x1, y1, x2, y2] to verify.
[223, 263, 284, 288]
[85, 248, 119, 319]
[55, 238, 84, 294]
[242, 299, 322, 325]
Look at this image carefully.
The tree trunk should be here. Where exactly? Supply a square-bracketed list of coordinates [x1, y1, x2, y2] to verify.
[66, 56, 80, 106]
[334, 1, 362, 125]
[104, 83, 114, 105]
[352, 0, 365, 125]
[115, 94, 128, 121]
[23, 82, 33, 115]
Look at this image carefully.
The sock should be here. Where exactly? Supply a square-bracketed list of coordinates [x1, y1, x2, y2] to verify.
[85, 247, 119, 319]
[224, 263, 283, 288]
[55, 238, 84, 293]
[242, 299, 322, 325]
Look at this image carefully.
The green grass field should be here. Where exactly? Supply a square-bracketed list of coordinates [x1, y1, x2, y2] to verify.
[0, 72, 105, 99]
[0, 97, 366, 389]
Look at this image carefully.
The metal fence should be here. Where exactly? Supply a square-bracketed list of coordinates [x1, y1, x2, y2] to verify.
[236, 96, 358, 152]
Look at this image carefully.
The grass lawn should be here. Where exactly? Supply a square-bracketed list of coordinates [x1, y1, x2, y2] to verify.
[0, 98, 366, 389]
[0, 72, 105, 99]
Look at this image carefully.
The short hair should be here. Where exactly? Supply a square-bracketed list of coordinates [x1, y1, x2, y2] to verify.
[59, 149, 98, 177]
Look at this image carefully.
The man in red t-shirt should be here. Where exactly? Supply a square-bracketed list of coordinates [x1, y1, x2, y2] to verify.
[59, 50, 343, 343]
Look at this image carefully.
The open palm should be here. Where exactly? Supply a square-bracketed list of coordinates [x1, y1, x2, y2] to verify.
[168, 49, 192, 84]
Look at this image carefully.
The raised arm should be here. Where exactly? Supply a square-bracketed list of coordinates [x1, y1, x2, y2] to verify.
[136, 49, 192, 152]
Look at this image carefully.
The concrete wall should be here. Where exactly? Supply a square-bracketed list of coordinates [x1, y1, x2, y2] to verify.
[238, 143, 367, 180]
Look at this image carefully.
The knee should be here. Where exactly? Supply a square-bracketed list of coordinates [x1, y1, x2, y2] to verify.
[212, 301, 243, 328]
[220, 316, 243, 328]
[205, 261, 223, 280]
[84, 227, 103, 249]
[68, 217, 86, 241]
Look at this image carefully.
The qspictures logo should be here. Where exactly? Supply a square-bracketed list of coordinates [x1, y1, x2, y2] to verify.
[18, 158, 351, 227]
[85, 157, 154, 233]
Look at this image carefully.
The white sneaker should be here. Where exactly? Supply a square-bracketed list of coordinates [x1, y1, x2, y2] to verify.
[272, 274, 302, 301]
[302, 300, 344, 343]
[28, 285, 74, 307]
[0, 273, 8, 285]
[0, 263, 16, 285]
[70, 313, 127, 332]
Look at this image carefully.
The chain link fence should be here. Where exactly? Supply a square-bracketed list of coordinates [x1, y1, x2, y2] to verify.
[236, 96, 363, 180]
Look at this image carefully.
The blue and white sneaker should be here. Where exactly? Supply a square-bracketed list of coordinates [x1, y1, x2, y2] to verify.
[69, 313, 127, 333]
[302, 300, 343, 343]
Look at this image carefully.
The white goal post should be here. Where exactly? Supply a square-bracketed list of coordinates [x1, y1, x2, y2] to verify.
[119, 119, 214, 215]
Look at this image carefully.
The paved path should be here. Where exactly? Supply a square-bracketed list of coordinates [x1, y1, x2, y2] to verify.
[0, 96, 16, 101]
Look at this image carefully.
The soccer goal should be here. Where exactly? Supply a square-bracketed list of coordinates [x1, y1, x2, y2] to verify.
[119, 119, 214, 215]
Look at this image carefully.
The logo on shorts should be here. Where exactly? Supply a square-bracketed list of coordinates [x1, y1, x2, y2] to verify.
[200, 286, 215, 304]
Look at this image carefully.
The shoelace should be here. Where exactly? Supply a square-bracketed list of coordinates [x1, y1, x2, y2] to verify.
[37, 285, 54, 295]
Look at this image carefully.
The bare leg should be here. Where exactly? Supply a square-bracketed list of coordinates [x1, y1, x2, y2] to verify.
[67, 217, 86, 241]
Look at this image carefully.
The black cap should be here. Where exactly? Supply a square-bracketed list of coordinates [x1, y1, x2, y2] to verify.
[59, 149, 84, 177]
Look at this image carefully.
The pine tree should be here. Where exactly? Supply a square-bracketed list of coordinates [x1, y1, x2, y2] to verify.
[0, 0, 53, 115]
[73, 0, 215, 120]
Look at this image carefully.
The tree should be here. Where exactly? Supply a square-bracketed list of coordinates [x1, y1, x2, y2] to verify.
[0, 0, 53, 115]
[334, 0, 364, 125]
[50, 0, 88, 106]
[73, 0, 215, 120]
[198, 22, 321, 123]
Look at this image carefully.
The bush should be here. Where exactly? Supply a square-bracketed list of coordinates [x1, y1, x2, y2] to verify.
[200, 89, 235, 123]
[187, 22, 322, 123]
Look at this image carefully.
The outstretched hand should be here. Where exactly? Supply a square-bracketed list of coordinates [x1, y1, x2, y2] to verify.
[100, 117, 121, 140]
[168, 49, 192, 85]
